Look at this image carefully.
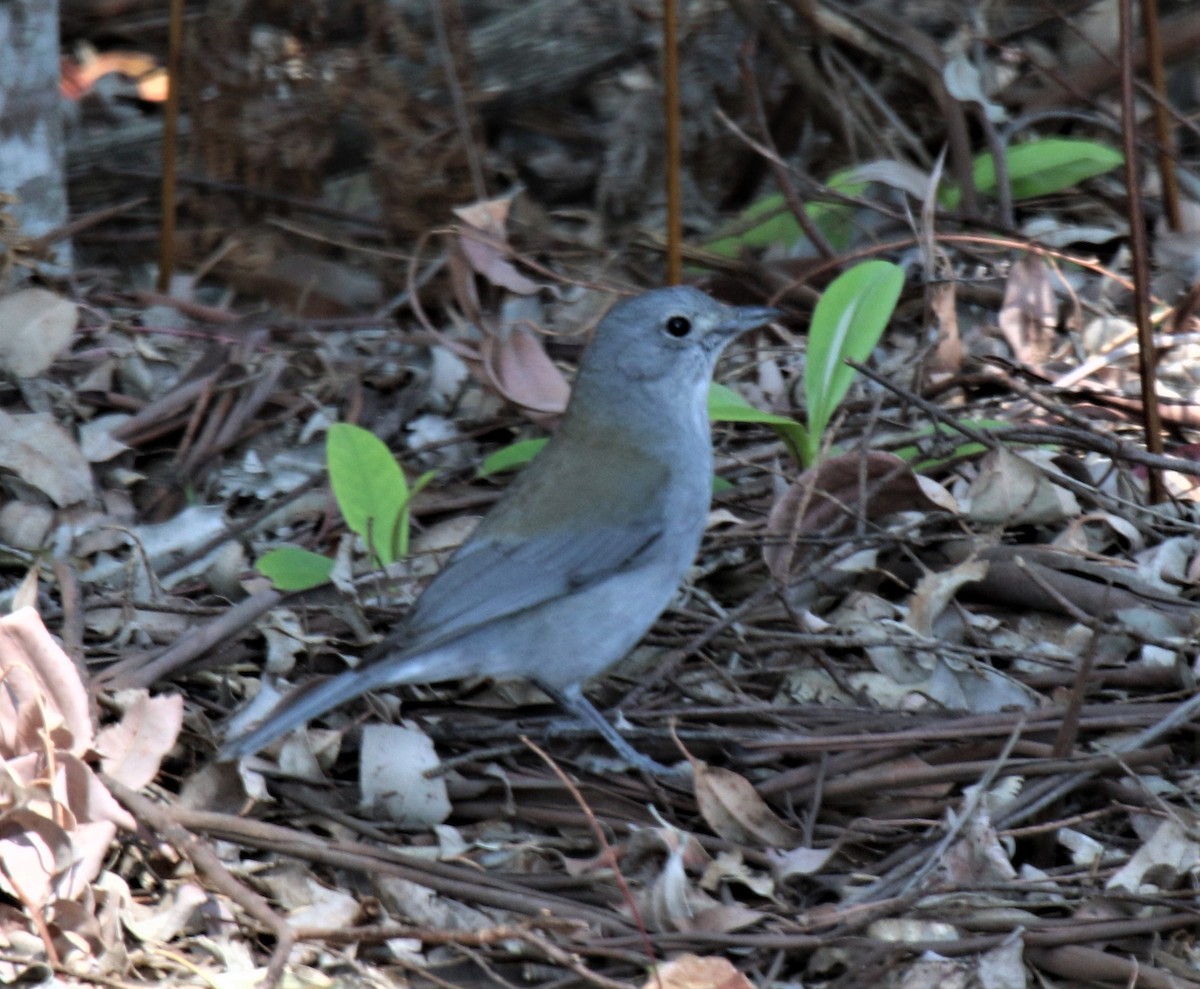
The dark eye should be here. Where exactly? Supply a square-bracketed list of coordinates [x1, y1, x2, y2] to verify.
[665, 315, 692, 338]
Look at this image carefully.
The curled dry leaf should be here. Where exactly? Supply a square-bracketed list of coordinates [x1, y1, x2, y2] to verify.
[692, 759, 805, 849]
[436, 196, 571, 417]
[765, 451, 948, 581]
[0, 606, 92, 754]
[479, 317, 571, 415]
[453, 195, 541, 296]
[998, 254, 1057, 366]
[0, 608, 181, 916]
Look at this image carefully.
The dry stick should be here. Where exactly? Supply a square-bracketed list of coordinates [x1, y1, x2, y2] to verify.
[103, 778, 294, 989]
[522, 737, 661, 981]
[180, 806, 636, 932]
[433, 0, 487, 202]
[1119, 0, 1166, 503]
[662, 0, 681, 285]
[29, 196, 148, 251]
[0, 953, 149, 989]
[1028, 944, 1200, 989]
[1141, 0, 1182, 230]
[995, 688, 1200, 834]
[156, 0, 183, 292]
[845, 359, 1195, 538]
[622, 580, 776, 706]
[97, 587, 282, 689]
[737, 49, 835, 260]
[893, 717, 1026, 900]
[713, 107, 836, 260]
[288, 923, 636, 989]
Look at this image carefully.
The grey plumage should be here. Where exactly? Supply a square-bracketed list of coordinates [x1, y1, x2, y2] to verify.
[221, 286, 778, 772]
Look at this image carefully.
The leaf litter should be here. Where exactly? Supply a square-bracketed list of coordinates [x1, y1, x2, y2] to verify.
[5, 2, 1200, 988]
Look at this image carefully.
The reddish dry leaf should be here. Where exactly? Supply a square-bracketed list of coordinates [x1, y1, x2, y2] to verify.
[998, 255, 1057, 366]
[0, 609, 180, 921]
[96, 690, 184, 790]
[765, 452, 946, 581]
[479, 321, 571, 415]
[935, 813, 1016, 887]
[0, 607, 92, 755]
[433, 198, 572, 416]
[453, 195, 540, 295]
[692, 760, 804, 849]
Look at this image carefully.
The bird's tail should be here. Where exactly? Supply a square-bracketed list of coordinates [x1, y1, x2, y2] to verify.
[218, 656, 421, 761]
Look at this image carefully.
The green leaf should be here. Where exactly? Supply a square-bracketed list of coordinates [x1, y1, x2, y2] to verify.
[257, 546, 334, 591]
[891, 419, 1026, 471]
[944, 138, 1123, 207]
[702, 169, 867, 258]
[708, 382, 807, 464]
[327, 422, 410, 566]
[478, 438, 548, 477]
[804, 260, 904, 465]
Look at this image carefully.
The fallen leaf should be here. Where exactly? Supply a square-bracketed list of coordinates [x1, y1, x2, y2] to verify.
[644, 954, 754, 989]
[692, 760, 805, 848]
[0, 410, 95, 507]
[0, 288, 78, 377]
[765, 452, 947, 580]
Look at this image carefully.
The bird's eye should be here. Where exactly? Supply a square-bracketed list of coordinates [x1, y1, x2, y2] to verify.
[665, 315, 692, 338]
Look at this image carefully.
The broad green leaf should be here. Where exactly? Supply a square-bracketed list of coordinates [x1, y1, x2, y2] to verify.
[702, 169, 867, 258]
[943, 138, 1123, 208]
[327, 422, 409, 566]
[708, 382, 807, 464]
[804, 260, 904, 465]
[257, 546, 334, 591]
[478, 438, 548, 477]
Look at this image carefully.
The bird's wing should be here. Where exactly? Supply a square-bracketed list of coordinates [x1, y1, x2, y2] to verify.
[384, 515, 664, 657]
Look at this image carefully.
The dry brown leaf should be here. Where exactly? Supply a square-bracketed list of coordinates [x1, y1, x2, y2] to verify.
[96, 690, 184, 789]
[905, 558, 990, 637]
[928, 281, 963, 374]
[479, 319, 571, 415]
[0, 609, 180, 920]
[998, 254, 1057, 365]
[765, 452, 946, 581]
[692, 760, 805, 849]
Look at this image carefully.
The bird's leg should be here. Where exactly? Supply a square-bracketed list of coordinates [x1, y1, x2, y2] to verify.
[534, 681, 686, 777]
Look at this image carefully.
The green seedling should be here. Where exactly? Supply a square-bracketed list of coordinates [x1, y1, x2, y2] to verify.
[256, 423, 434, 592]
[802, 260, 904, 465]
[703, 167, 867, 258]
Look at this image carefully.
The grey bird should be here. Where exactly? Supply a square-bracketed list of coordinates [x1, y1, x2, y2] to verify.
[220, 286, 778, 774]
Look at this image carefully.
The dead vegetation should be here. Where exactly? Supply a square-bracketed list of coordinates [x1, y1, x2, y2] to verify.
[3, 0, 1200, 987]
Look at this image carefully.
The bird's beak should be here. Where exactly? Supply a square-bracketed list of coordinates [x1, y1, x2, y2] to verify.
[725, 305, 780, 336]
